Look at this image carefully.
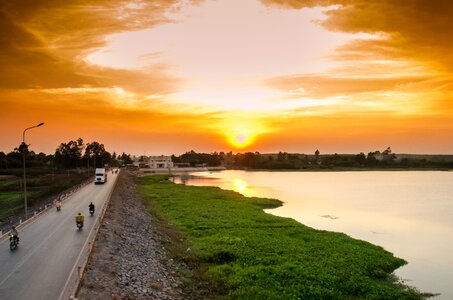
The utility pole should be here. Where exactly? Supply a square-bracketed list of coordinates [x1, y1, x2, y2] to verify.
[23, 122, 45, 219]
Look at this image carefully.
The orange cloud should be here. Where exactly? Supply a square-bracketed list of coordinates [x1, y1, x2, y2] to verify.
[261, 0, 453, 74]
[259, 0, 453, 122]
[0, 0, 182, 90]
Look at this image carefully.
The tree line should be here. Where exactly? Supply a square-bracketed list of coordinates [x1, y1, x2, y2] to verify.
[0, 138, 133, 171]
[2, 144, 452, 172]
[172, 147, 453, 170]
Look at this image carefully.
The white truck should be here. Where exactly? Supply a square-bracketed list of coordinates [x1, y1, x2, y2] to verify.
[94, 168, 107, 184]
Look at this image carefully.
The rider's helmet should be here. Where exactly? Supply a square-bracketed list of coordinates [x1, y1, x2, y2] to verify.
[78, 212, 81, 215]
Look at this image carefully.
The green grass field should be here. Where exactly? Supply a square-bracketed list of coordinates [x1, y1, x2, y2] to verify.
[0, 191, 23, 220]
[138, 175, 426, 299]
[0, 171, 90, 221]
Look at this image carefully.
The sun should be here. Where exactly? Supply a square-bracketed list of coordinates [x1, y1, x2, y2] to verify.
[230, 132, 253, 149]
[236, 134, 246, 144]
[225, 126, 258, 149]
[218, 116, 270, 150]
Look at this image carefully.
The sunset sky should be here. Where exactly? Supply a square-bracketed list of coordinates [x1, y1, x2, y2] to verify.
[1, 0, 453, 155]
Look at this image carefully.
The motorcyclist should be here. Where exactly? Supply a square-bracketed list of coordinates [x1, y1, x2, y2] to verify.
[75, 212, 85, 227]
[88, 202, 95, 215]
[55, 197, 62, 210]
[10, 225, 19, 244]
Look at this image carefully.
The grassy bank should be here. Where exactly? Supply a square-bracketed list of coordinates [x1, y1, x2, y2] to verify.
[138, 175, 425, 299]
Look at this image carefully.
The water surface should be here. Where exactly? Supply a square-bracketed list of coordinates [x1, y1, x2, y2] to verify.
[174, 170, 453, 299]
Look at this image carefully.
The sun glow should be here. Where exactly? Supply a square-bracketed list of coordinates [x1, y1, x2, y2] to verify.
[228, 131, 253, 149]
[221, 118, 269, 149]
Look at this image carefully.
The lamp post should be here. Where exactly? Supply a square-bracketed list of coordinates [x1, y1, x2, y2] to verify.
[23, 122, 44, 219]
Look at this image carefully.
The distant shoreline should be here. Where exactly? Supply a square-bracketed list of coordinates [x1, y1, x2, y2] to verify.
[137, 166, 453, 174]
[138, 166, 226, 174]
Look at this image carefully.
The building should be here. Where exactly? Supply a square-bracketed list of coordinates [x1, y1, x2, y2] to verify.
[148, 155, 174, 168]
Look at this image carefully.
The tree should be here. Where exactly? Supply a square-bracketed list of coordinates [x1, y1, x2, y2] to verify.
[382, 147, 396, 162]
[15, 142, 29, 157]
[0, 151, 10, 169]
[242, 152, 258, 168]
[277, 152, 287, 161]
[315, 149, 320, 160]
[120, 152, 133, 165]
[54, 138, 85, 169]
[355, 152, 367, 166]
[84, 141, 110, 168]
[366, 151, 379, 166]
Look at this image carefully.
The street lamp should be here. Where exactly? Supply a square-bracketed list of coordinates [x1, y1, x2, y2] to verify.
[23, 122, 45, 219]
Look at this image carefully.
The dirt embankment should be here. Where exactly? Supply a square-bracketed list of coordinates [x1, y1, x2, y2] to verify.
[78, 171, 194, 299]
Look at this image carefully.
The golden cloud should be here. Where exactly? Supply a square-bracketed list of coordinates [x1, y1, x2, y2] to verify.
[257, 0, 453, 125]
[262, 1, 453, 69]
[0, 0, 182, 91]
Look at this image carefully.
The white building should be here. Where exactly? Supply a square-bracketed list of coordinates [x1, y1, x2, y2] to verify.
[148, 155, 173, 168]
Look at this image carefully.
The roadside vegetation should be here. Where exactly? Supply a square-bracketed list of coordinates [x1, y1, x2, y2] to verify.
[0, 137, 129, 223]
[0, 171, 90, 221]
[138, 175, 427, 299]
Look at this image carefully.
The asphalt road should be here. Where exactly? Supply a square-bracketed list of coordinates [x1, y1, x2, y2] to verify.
[0, 170, 119, 300]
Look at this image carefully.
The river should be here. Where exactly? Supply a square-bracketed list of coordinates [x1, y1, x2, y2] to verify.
[174, 170, 453, 299]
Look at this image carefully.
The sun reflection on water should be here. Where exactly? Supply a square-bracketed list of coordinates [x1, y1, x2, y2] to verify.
[232, 178, 249, 195]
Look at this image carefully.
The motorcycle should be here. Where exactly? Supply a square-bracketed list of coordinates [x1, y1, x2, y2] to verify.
[76, 221, 84, 231]
[89, 208, 94, 216]
[56, 202, 61, 211]
[9, 236, 19, 251]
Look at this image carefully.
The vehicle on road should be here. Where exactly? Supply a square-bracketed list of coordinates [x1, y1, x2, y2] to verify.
[9, 236, 19, 251]
[55, 199, 62, 211]
[76, 222, 83, 230]
[75, 213, 84, 230]
[9, 226, 19, 251]
[95, 168, 107, 184]
[89, 202, 95, 216]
